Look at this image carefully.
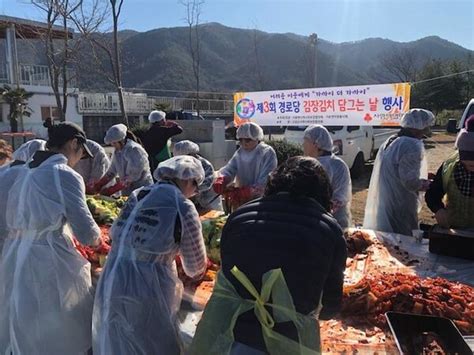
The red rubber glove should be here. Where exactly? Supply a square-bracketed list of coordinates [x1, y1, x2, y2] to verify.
[223, 187, 252, 208]
[236, 186, 252, 202]
[165, 120, 178, 127]
[101, 180, 127, 196]
[213, 176, 226, 194]
[94, 175, 112, 193]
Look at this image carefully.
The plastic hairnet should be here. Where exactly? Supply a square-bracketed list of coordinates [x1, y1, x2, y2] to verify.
[173, 140, 200, 156]
[104, 124, 127, 144]
[400, 109, 435, 130]
[236, 122, 264, 141]
[12, 139, 46, 162]
[148, 110, 166, 123]
[303, 125, 333, 151]
[153, 155, 205, 185]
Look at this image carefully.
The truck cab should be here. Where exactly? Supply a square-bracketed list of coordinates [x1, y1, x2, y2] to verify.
[284, 125, 397, 178]
[459, 99, 474, 129]
[166, 111, 205, 120]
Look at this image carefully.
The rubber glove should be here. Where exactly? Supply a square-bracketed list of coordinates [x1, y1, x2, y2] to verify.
[101, 180, 127, 196]
[94, 175, 112, 193]
[213, 176, 226, 194]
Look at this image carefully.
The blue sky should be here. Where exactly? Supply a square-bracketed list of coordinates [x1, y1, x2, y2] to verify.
[1, 0, 473, 49]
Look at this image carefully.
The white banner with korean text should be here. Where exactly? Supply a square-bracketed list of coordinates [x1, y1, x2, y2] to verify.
[234, 83, 411, 127]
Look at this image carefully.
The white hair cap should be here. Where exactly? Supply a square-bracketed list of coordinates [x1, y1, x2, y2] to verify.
[173, 140, 200, 156]
[153, 155, 205, 185]
[148, 110, 166, 123]
[104, 124, 127, 144]
[303, 125, 333, 152]
[400, 109, 435, 130]
[236, 122, 264, 141]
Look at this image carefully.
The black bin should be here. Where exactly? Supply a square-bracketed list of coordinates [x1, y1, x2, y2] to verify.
[386, 312, 471, 355]
[446, 118, 458, 133]
[428, 229, 474, 260]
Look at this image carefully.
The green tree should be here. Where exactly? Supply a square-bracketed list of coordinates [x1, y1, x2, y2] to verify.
[154, 102, 172, 112]
[0, 85, 34, 133]
[446, 60, 468, 110]
[411, 59, 466, 114]
[466, 53, 474, 101]
[264, 139, 303, 165]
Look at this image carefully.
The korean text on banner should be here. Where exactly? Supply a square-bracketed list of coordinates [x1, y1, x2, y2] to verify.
[233, 83, 411, 127]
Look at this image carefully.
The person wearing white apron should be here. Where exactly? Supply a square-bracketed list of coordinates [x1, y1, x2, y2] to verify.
[173, 140, 223, 212]
[213, 122, 278, 205]
[93, 124, 153, 196]
[0, 163, 26, 254]
[92, 155, 207, 354]
[0, 122, 100, 354]
[303, 125, 352, 229]
[11, 138, 47, 162]
[73, 139, 111, 192]
[364, 109, 435, 235]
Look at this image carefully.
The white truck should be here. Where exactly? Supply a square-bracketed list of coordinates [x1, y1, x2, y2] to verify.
[459, 98, 474, 129]
[284, 125, 397, 178]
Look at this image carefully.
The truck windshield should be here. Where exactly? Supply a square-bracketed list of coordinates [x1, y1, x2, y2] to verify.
[467, 105, 474, 122]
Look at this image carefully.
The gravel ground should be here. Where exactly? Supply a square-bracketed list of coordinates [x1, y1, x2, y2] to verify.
[350, 132, 457, 226]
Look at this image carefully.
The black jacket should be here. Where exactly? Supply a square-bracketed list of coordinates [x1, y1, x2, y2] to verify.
[142, 122, 182, 157]
[221, 193, 347, 352]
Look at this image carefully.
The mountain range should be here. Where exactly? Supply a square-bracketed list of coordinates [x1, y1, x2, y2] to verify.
[12, 22, 474, 94]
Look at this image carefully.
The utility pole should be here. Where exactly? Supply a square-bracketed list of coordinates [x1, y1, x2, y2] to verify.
[308, 33, 318, 87]
[313, 33, 318, 87]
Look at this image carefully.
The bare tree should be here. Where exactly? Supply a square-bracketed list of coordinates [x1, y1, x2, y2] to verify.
[180, 0, 204, 116]
[379, 48, 420, 83]
[73, 0, 128, 125]
[108, 0, 127, 125]
[30, 0, 85, 121]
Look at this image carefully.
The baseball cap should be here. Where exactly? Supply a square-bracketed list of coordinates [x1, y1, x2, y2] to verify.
[47, 122, 93, 159]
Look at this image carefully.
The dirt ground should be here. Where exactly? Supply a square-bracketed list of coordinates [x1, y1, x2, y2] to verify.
[351, 132, 457, 226]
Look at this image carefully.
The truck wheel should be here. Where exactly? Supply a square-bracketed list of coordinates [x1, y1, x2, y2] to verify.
[350, 152, 365, 179]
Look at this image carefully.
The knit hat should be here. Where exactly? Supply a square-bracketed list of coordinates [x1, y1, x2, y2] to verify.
[455, 115, 474, 161]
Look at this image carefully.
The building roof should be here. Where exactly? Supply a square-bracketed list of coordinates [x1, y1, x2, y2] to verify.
[0, 15, 73, 39]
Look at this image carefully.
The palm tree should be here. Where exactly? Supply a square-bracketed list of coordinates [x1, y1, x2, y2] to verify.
[0, 85, 34, 132]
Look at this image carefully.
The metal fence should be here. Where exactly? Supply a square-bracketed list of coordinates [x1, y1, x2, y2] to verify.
[78, 92, 155, 114]
[78, 92, 234, 115]
[19, 64, 76, 87]
[150, 96, 233, 114]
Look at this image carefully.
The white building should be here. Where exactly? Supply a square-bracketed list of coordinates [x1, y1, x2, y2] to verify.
[0, 15, 82, 140]
[0, 15, 233, 149]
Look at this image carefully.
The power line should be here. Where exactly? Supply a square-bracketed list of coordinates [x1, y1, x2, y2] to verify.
[124, 68, 474, 95]
[123, 86, 234, 97]
[411, 69, 474, 85]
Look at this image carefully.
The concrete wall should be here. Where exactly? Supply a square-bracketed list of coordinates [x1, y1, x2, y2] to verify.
[171, 119, 236, 169]
[83, 115, 144, 143]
